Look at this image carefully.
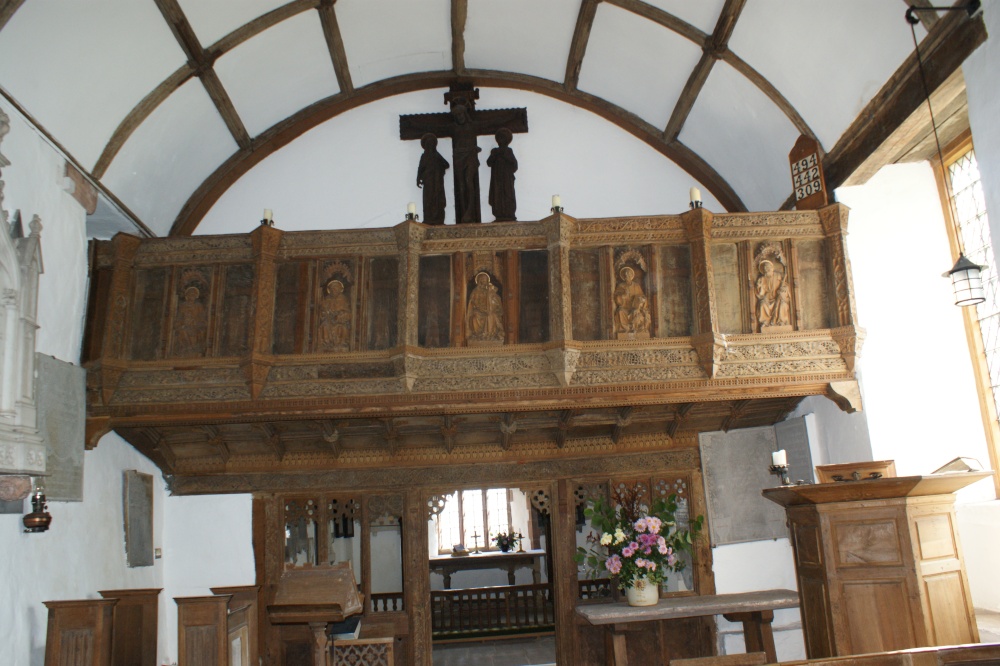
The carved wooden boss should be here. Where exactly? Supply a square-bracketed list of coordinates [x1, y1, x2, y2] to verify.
[83, 206, 863, 492]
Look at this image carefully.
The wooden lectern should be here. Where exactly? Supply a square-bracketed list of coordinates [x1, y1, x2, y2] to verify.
[267, 563, 364, 666]
[763, 473, 989, 659]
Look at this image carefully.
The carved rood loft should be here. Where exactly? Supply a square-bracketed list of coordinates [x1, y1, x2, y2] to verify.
[83, 204, 864, 493]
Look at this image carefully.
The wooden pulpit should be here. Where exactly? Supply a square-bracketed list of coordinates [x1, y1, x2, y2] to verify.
[763, 472, 990, 659]
[266, 562, 364, 666]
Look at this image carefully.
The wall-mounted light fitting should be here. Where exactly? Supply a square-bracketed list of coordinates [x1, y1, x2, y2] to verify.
[22, 480, 51, 533]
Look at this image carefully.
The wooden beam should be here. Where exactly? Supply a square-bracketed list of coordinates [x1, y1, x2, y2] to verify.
[94, 0, 316, 178]
[318, 0, 353, 94]
[820, 10, 986, 192]
[722, 52, 818, 143]
[664, 52, 715, 141]
[564, 0, 600, 91]
[169, 70, 748, 235]
[93, 69, 192, 179]
[663, 0, 746, 141]
[0, 0, 26, 32]
[905, 0, 940, 32]
[451, 0, 468, 75]
[605, 0, 705, 45]
[153, 0, 251, 149]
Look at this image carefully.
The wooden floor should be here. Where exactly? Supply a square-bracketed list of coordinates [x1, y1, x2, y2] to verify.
[432, 635, 556, 666]
[429, 609, 1000, 665]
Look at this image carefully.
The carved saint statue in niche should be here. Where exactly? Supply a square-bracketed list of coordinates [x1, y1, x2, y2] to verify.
[318, 279, 352, 351]
[487, 128, 517, 221]
[416, 133, 449, 225]
[174, 285, 207, 356]
[466, 271, 504, 344]
[613, 266, 650, 339]
[755, 259, 791, 331]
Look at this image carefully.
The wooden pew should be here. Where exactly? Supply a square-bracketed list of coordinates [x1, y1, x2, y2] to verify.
[43, 599, 116, 666]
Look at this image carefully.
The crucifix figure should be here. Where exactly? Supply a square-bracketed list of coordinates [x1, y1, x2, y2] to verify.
[400, 82, 528, 224]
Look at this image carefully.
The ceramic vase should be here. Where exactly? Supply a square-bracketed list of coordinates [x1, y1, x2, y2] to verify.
[624, 576, 659, 606]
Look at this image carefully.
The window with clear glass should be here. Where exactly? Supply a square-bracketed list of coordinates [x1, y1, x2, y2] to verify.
[948, 150, 1000, 415]
[435, 488, 514, 553]
[941, 143, 1000, 496]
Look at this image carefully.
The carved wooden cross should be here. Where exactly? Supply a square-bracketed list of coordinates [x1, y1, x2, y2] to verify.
[400, 82, 528, 224]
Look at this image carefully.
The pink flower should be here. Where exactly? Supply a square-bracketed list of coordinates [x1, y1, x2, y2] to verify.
[634, 517, 648, 533]
[606, 554, 622, 574]
[667, 552, 678, 567]
[635, 558, 646, 568]
[646, 561, 657, 572]
[647, 516, 662, 534]
[658, 537, 668, 554]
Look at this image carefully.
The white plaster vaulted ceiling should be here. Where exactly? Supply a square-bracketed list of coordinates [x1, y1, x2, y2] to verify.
[0, 0, 980, 236]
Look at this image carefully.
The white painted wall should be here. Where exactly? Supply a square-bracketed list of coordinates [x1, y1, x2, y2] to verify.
[0, 100, 169, 666]
[196, 88, 723, 236]
[161, 493, 255, 662]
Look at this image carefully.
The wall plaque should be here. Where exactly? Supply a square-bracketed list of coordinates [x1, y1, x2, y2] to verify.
[37, 353, 85, 501]
[699, 425, 789, 545]
[124, 470, 154, 567]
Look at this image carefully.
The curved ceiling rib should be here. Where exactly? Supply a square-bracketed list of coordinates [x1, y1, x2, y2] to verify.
[81, 0, 826, 235]
[169, 69, 748, 236]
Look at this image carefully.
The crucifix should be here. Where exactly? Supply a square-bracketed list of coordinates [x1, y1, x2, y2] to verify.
[400, 82, 528, 224]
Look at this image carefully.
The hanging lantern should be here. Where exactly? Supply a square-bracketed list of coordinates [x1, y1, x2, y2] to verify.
[943, 253, 986, 307]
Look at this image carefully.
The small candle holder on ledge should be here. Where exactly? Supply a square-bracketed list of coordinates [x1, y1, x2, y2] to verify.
[405, 202, 419, 222]
[769, 463, 791, 486]
[689, 187, 703, 209]
[261, 208, 275, 227]
[550, 195, 563, 214]
[769, 449, 791, 486]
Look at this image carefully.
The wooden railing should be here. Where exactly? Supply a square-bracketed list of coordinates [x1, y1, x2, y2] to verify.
[578, 578, 613, 601]
[371, 592, 404, 612]
[431, 583, 554, 637]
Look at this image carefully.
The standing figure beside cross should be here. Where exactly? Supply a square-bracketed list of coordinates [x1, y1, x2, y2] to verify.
[400, 82, 528, 224]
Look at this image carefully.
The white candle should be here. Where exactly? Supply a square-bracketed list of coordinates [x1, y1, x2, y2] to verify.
[771, 449, 787, 467]
[552, 194, 561, 208]
[689, 187, 701, 203]
[263, 208, 273, 221]
[407, 202, 417, 215]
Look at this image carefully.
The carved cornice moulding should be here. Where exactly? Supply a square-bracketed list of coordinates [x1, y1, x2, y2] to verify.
[167, 446, 699, 495]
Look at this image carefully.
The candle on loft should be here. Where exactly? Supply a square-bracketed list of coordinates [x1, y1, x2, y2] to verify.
[771, 449, 787, 467]
[551, 194, 562, 213]
[263, 208, 273, 221]
[407, 202, 417, 215]
[689, 187, 702, 209]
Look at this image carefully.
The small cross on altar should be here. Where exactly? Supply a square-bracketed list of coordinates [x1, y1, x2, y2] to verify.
[470, 531, 482, 554]
[400, 82, 528, 224]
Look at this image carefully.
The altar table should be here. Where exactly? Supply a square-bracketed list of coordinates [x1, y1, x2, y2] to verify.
[429, 549, 545, 588]
[575, 588, 799, 665]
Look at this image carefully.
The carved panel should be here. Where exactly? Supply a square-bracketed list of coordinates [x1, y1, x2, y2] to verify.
[518, 250, 549, 343]
[465, 270, 505, 345]
[366, 256, 398, 350]
[129, 268, 168, 360]
[659, 245, 693, 337]
[570, 248, 601, 341]
[711, 243, 742, 334]
[417, 255, 451, 348]
[752, 242, 793, 333]
[834, 520, 903, 567]
[315, 261, 356, 353]
[170, 267, 213, 359]
[219, 264, 253, 357]
[793, 239, 830, 330]
[272, 261, 305, 355]
[368, 494, 403, 526]
[611, 249, 651, 340]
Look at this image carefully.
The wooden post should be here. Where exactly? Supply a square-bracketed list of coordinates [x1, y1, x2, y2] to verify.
[242, 224, 282, 400]
[551, 479, 579, 665]
[395, 221, 426, 349]
[544, 212, 575, 343]
[682, 207, 724, 378]
[402, 488, 432, 665]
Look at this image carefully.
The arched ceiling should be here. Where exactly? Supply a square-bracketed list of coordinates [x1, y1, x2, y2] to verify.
[0, 0, 985, 237]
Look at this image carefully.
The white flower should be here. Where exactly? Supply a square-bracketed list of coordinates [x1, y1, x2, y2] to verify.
[600, 532, 613, 546]
[613, 528, 626, 544]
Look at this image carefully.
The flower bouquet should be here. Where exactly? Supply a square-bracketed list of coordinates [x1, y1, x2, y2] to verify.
[575, 484, 702, 601]
[492, 531, 522, 552]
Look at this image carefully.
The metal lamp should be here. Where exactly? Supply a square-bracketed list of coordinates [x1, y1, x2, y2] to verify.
[905, 1, 984, 307]
[943, 253, 986, 307]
